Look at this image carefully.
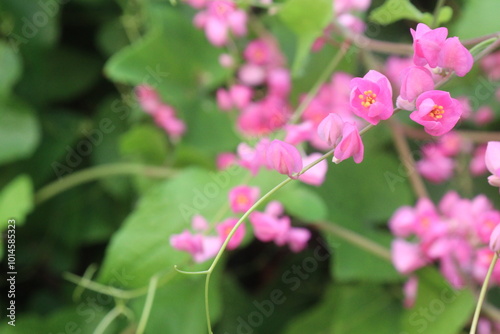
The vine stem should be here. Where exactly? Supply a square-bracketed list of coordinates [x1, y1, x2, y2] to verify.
[289, 40, 351, 124]
[136, 275, 159, 334]
[94, 306, 125, 334]
[431, 0, 446, 28]
[470, 252, 499, 334]
[34, 163, 176, 205]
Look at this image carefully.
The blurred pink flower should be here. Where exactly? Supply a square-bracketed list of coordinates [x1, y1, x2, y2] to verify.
[391, 239, 428, 274]
[287, 227, 311, 252]
[216, 218, 246, 250]
[298, 153, 328, 186]
[228, 185, 260, 213]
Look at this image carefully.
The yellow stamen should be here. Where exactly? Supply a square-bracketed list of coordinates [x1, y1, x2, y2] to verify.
[428, 105, 445, 120]
[358, 90, 377, 108]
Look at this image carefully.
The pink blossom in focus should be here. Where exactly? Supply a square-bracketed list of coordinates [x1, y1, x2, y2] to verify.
[396, 66, 435, 110]
[298, 153, 328, 186]
[334, 122, 364, 163]
[216, 218, 246, 250]
[486, 141, 500, 189]
[437, 37, 473, 77]
[409, 90, 462, 136]
[287, 227, 311, 252]
[228, 185, 260, 213]
[266, 140, 303, 177]
[391, 239, 428, 274]
[317, 113, 344, 146]
[411, 23, 448, 68]
[350, 70, 393, 125]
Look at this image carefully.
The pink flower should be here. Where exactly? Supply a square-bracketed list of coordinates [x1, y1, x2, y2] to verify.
[411, 23, 448, 68]
[350, 70, 393, 124]
[136, 85, 161, 114]
[298, 153, 328, 186]
[230, 85, 253, 109]
[219, 53, 234, 68]
[486, 141, 500, 189]
[474, 106, 494, 126]
[287, 227, 311, 252]
[267, 68, 291, 98]
[192, 215, 208, 231]
[334, 0, 371, 15]
[237, 96, 289, 135]
[409, 90, 462, 136]
[334, 122, 364, 163]
[337, 13, 366, 34]
[481, 51, 500, 81]
[438, 132, 463, 157]
[170, 230, 221, 263]
[403, 277, 418, 308]
[216, 88, 232, 111]
[244, 39, 273, 65]
[391, 239, 428, 274]
[470, 145, 487, 176]
[317, 113, 344, 146]
[417, 145, 455, 183]
[396, 66, 434, 110]
[228, 185, 260, 213]
[237, 139, 269, 175]
[153, 105, 186, 140]
[238, 63, 266, 86]
[476, 211, 500, 244]
[170, 230, 203, 255]
[437, 37, 473, 77]
[250, 211, 290, 244]
[216, 152, 237, 170]
[490, 224, 500, 253]
[389, 206, 416, 238]
[266, 140, 303, 177]
[284, 121, 314, 145]
[385, 56, 414, 91]
[216, 218, 246, 250]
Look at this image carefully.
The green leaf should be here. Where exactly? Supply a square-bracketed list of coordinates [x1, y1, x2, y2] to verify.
[17, 47, 101, 104]
[278, 0, 333, 75]
[0, 175, 33, 229]
[119, 124, 168, 165]
[275, 184, 328, 222]
[326, 226, 402, 282]
[369, 0, 423, 26]
[0, 41, 22, 98]
[401, 268, 475, 334]
[105, 7, 226, 105]
[451, 0, 500, 39]
[284, 284, 402, 334]
[0, 98, 40, 165]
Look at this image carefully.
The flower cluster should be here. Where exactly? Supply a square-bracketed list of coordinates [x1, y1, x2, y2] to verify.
[390, 192, 500, 294]
[135, 85, 186, 140]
